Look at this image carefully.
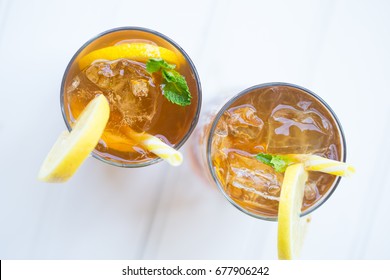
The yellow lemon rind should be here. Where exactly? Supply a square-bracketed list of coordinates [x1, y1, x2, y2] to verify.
[38, 95, 110, 183]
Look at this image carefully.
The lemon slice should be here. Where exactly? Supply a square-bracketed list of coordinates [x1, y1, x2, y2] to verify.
[78, 43, 181, 70]
[38, 95, 110, 183]
[278, 163, 308, 260]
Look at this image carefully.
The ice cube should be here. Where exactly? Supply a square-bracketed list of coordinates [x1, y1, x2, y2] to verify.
[224, 152, 283, 202]
[267, 104, 333, 154]
[67, 76, 80, 92]
[85, 63, 111, 89]
[99, 63, 115, 77]
[225, 105, 264, 142]
[131, 79, 149, 97]
[325, 143, 339, 160]
[211, 112, 231, 155]
[304, 181, 318, 201]
[83, 59, 160, 131]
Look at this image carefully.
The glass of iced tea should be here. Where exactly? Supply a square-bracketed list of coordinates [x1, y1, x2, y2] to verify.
[192, 83, 346, 220]
[61, 27, 201, 167]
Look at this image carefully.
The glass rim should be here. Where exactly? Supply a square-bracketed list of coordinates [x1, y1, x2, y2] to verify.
[206, 82, 347, 221]
[60, 26, 202, 168]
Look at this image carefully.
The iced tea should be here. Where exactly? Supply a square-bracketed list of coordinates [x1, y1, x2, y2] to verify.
[61, 27, 201, 167]
[205, 84, 345, 220]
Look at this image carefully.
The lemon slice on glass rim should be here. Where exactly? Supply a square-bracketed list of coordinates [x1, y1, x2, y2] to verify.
[38, 95, 110, 183]
[274, 154, 355, 259]
[277, 163, 309, 260]
[78, 43, 182, 70]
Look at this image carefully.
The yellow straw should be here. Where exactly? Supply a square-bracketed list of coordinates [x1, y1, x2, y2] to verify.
[122, 127, 183, 166]
[288, 154, 355, 177]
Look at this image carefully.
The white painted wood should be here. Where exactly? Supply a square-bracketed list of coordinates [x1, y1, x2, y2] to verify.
[0, 0, 389, 260]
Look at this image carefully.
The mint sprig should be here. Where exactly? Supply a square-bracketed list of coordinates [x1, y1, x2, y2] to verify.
[255, 153, 291, 173]
[146, 58, 191, 106]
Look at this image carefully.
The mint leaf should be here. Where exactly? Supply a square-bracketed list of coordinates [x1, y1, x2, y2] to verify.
[163, 82, 191, 106]
[146, 58, 191, 106]
[146, 58, 175, 73]
[255, 153, 273, 166]
[270, 156, 288, 173]
[162, 69, 177, 83]
[255, 153, 290, 172]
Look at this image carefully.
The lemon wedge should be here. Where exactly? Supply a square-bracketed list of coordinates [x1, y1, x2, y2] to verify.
[38, 95, 110, 183]
[78, 43, 181, 70]
[278, 163, 308, 260]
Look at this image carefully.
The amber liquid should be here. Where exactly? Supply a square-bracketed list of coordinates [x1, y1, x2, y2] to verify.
[62, 29, 199, 165]
[211, 85, 343, 218]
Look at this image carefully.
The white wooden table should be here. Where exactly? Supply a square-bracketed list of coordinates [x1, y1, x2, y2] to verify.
[1, 0, 389, 259]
